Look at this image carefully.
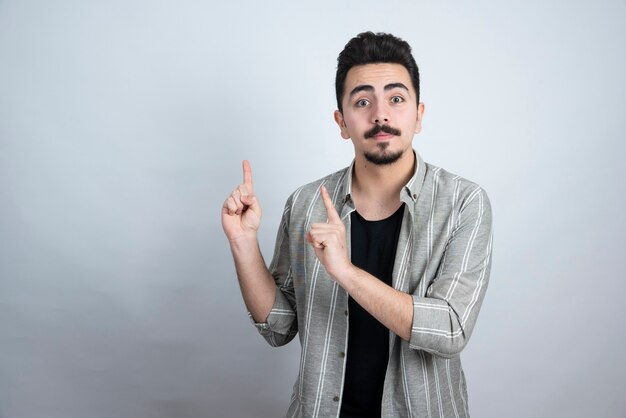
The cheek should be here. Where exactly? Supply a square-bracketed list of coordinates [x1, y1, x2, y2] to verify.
[398, 109, 419, 128]
[343, 113, 365, 129]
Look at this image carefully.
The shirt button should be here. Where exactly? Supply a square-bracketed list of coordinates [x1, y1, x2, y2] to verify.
[344, 310, 348, 316]
[333, 395, 340, 402]
[339, 352, 345, 358]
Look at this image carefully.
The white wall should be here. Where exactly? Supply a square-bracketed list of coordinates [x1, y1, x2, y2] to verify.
[1, 1, 625, 417]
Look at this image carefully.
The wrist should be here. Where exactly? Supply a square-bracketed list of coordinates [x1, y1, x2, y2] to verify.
[331, 262, 358, 289]
[229, 231, 259, 253]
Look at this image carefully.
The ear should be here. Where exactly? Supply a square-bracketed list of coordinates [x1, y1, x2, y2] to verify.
[334, 110, 350, 139]
[414, 102, 425, 134]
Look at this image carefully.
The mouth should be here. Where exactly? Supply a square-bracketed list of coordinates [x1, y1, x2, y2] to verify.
[373, 132, 394, 140]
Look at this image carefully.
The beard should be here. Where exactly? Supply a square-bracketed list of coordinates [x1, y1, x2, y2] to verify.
[363, 142, 403, 165]
[362, 124, 404, 165]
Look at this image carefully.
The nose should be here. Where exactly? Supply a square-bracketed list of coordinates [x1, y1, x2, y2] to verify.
[372, 101, 389, 124]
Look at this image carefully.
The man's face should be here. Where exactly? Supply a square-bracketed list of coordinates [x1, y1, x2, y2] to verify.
[334, 63, 424, 166]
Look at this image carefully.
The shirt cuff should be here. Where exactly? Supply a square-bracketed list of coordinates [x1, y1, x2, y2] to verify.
[248, 312, 270, 331]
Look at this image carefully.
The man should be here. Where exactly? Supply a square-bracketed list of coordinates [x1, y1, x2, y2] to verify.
[222, 32, 492, 418]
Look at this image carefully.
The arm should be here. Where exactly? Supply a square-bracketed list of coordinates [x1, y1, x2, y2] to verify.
[338, 266, 414, 341]
[408, 188, 492, 357]
[308, 186, 493, 356]
[307, 186, 413, 340]
[221, 160, 275, 323]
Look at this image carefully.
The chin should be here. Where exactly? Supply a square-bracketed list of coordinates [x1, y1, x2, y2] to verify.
[363, 150, 403, 165]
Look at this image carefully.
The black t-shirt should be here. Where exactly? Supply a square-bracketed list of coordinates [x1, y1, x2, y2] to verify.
[339, 204, 405, 418]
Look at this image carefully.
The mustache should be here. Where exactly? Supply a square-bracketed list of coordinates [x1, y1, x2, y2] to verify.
[364, 124, 402, 139]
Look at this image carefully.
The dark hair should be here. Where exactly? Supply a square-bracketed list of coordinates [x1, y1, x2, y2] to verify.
[335, 31, 420, 112]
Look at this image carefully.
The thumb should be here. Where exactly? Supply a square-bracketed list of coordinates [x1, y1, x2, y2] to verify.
[241, 193, 259, 209]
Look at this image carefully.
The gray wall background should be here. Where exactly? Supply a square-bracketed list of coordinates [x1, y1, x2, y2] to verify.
[1, 1, 625, 417]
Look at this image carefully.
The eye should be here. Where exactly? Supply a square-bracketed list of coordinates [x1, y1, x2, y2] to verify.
[390, 96, 404, 104]
[355, 99, 370, 107]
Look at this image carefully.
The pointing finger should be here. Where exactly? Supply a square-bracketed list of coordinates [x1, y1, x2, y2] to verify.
[242, 160, 254, 192]
[320, 185, 341, 224]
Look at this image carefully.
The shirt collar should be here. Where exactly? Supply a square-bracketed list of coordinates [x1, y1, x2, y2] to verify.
[342, 150, 427, 206]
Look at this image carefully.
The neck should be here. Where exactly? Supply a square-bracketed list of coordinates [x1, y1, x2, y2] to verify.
[353, 150, 415, 196]
[350, 150, 416, 220]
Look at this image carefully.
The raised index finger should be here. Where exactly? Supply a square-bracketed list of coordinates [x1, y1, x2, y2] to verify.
[242, 160, 254, 191]
[320, 185, 341, 224]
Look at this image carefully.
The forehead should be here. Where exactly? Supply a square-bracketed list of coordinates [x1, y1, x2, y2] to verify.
[344, 63, 414, 92]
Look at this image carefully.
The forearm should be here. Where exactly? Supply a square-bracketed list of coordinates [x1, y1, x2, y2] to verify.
[308, 186, 414, 340]
[229, 235, 276, 323]
[338, 265, 413, 341]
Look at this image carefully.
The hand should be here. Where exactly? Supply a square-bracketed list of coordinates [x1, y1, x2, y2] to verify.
[306, 185, 352, 280]
[222, 160, 262, 243]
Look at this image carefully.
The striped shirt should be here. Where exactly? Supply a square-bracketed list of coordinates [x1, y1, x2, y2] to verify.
[252, 152, 493, 418]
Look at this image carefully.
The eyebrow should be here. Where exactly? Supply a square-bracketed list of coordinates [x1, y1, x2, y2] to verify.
[348, 82, 410, 98]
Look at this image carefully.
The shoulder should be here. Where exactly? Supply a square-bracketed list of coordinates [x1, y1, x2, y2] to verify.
[422, 162, 491, 213]
[424, 162, 488, 194]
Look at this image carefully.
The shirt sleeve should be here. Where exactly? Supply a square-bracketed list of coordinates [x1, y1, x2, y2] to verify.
[409, 187, 493, 358]
[251, 196, 298, 347]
